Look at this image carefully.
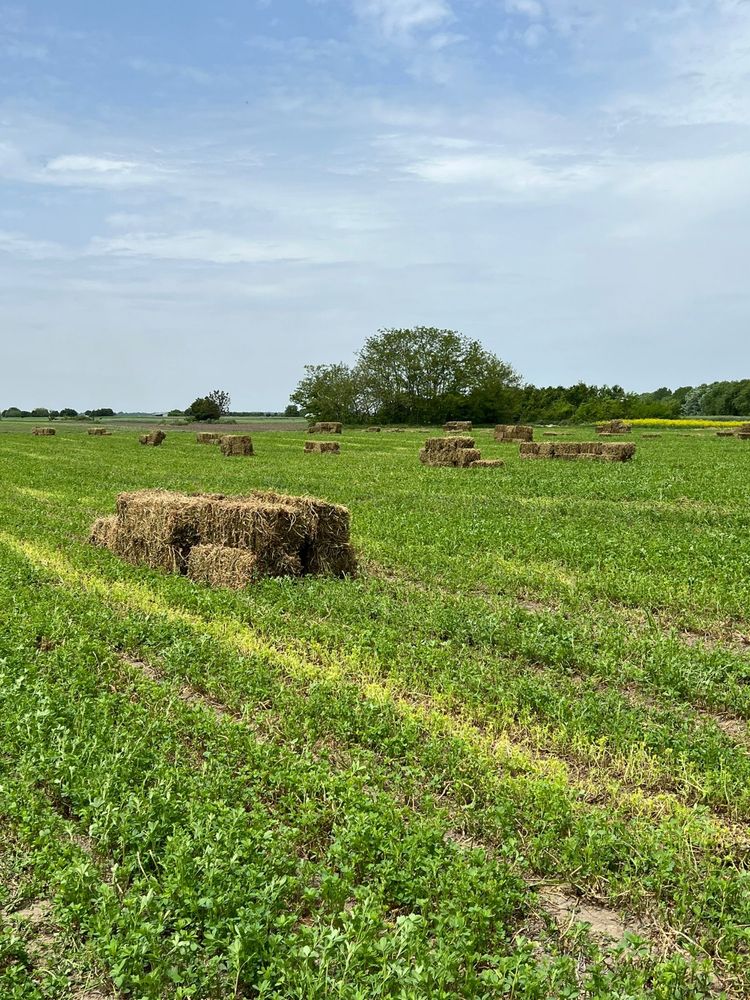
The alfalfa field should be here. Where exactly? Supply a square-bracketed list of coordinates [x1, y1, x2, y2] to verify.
[1, 425, 749, 999]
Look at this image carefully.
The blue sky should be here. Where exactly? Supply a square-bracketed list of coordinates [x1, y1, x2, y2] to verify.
[1, 1, 749, 410]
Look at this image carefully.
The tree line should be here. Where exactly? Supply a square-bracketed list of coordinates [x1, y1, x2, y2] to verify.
[290, 327, 750, 424]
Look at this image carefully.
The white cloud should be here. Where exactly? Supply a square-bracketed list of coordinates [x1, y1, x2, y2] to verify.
[505, 0, 544, 19]
[404, 150, 605, 198]
[88, 230, 333, 264]
[42, 155, 166, 187]
[354, 0, 452, 41]
[0, 231, 69, 260]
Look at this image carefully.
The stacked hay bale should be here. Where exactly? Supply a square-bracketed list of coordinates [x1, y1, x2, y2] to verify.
[305, 441, 340, 454]
[309, 421, 342, 434]
[89, 489, 356, 587]
[420, 436, 482, 468]
[737, 423, 750, 440]
[139, 431, 166, 446]
[32, 427, 55, 436]
[520, 442, 635, 462]
[495, 424, 533, 443]
[443, 420, 472, 432]
[196, 432, 222, 444]
[596, 420, 631, 435]
[716, 430, 736, 437]
[220, 435, 253, 456]
[88, 428, 111, 436]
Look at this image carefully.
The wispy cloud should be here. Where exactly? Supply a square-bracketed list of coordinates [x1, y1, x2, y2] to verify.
[353, 0, 453, 42]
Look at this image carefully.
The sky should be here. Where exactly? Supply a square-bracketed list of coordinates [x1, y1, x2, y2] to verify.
[1, 0, 749, 410]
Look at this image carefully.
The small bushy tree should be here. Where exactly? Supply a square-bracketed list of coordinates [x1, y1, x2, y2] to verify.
[186, 397, 221, 422]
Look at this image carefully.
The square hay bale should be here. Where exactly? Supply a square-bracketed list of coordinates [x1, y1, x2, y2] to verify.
[494, 424, 533, 443]
[642, 433, 661, 438]
[443, 420, 473, 432]
[219, 435, 254, 456]
[197, 432, 222, 444]
[600, 442, 636, 461]
[716, 430, 735, 437]
[596, 420, 631, 435]
[738, 433, 750, 440]
[420, 436, 481, 466]
[366, 426, 381, 432]
[187, 545, 261, 589]
[519, 442, 541, 459]
[32, 427, 55, 436]
[308, 421, 343, 434]
[578, 442, 604, 457]
[423, 436, 475, 452]
[551, 442, 581, 460]
[92, 489, 355, 582]
[304, 441, 340, 454]
[470, 458, 504, 468]
[88, 427, 111, 436]
[89, 515, 119, 548]
[139, 431, 166, 446]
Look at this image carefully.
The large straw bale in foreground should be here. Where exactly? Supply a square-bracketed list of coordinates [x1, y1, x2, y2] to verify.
[219, 435, 254, 456]
[32, 427, 55, 436]
[520, 442, 634, 462]
[90, 489, 356, 585]
[495, 424, 533, 443]
[443, 420, 472, 432]
[139, 431, 166, 446]
[304, 441, 340, 454]
[309, 421, 342, 434]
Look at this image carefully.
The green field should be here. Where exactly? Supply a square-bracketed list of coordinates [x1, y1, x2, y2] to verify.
[1, 426, 749, 998]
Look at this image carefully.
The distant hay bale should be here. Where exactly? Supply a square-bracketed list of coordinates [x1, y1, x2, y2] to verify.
[32, 427, 55, 436]
[219, 435, 254, 456]
[139, 431, 166, 446]
[308, 421, 342, 434]
[470, 458, 504, 468]
[642, 433, 661, 438]
[520, 441, 634, 462]
[738, 433, 750, 440]
[542, 431, 564, 437]
[196, 432, 222, 444]
[90, 489, 355, 584]
[385, 428, 405, 433]
[596, 420, 631, 435]
[366, 426, 381, 432]
[88, 427, 111, 436]
[420, 436, 482, 467]
[304, 441, 340, 454]
[716, 430, 735, 437]
[495, 424, 533, 443]
[443, 420, 472, 432]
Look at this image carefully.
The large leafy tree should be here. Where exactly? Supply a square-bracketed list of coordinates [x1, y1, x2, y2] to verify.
[290, 364, 363, 423]
[355, 327, 520, 424]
